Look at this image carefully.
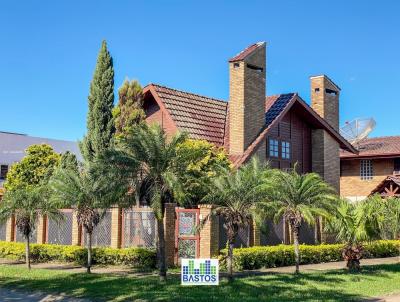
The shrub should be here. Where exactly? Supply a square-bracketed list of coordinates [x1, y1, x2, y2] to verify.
[0, 241, 156, 269]
[219, 240, 400, 271]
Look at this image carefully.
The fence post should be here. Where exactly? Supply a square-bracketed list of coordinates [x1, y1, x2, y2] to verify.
[5, 215, 15, 242]
[36, 215, 47, 244]
[163, 203, 176, 267]
[198, 204, 219, 258]
[111, 207, 122, 248]
[71, 210, 81, 245]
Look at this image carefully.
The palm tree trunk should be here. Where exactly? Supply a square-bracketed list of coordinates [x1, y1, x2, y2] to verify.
[292, 225, 300, 274]
[25, 235, 31, 270]
[156, 218, 167, 282]
[87, 231, 92, 274]
[227, 240, 235, 282]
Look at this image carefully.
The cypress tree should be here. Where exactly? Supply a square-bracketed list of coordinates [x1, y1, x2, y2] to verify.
[80, 40, 115, 162]
[60, 151, 79, 173]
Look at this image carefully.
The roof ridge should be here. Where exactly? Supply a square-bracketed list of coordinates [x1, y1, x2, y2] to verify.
[148, 83, 227, 104]
[362, 135, 400, 140]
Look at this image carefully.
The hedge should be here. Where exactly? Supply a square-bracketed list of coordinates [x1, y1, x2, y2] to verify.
[219, 240, 400, 271]
[0, 241, 156, 269]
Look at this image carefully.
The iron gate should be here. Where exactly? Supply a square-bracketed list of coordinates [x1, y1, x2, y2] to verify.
[175, 208, 200, 263]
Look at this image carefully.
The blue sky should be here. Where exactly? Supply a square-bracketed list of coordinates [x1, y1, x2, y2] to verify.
[0, 0, 399, 141]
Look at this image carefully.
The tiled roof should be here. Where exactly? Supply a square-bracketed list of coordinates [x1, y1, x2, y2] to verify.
[340, 136, 400, 159]
[149, 84, 228, 146]
[146, 84, 356, 164]
[229, 42, 266, 62]
[369, 175, 400, 196]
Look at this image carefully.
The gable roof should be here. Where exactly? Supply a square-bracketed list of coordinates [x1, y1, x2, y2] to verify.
[369, 175, 400, 197]
[341, 136, 400, 159]
[143, 84, 357, 165]
[144, 84, 228, 146]
[233, 94, 357, 166]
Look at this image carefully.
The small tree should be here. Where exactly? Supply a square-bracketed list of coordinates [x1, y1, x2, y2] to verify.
[80, 40, 115, 162]
[361, 195, 400, 240]
[203, 157, 269, 281]
[258, 168, 336, 274]
[0, 186, 61, 269]
[175, 139, 231, 207]
[59, 151, 79, 173]
[4, 144, 61, 191]
[113, 79, 145, 137]
[325, 199, 370, 272]
[50, 164, 117, 273]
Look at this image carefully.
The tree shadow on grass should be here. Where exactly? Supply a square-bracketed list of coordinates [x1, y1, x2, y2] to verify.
[0, 264, 399, 301]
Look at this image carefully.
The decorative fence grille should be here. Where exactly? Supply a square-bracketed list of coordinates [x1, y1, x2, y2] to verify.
[0, 221, 6, 241]
[47, 211, 73, 245]
[83, 210, 112, 247]
[123, 208, 156, 248]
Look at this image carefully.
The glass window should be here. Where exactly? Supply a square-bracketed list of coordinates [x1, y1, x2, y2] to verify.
[269, 139, 279, 158]
[282, 141, 291, 159]
[0, 165, 8, 180]
[394, 158, 400, 175]
[360, 160, 373, 180]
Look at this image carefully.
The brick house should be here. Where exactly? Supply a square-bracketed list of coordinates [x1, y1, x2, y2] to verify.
[142, 42, 356, 193]
[340, 136, 400, 201]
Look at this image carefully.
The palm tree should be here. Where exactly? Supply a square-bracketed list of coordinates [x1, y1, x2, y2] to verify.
[202, 157, 270, 281]
[0, 186, 62, 269]
[361, 195, 400, 240]
[258, 168, 337, 274]
[50, 164, 119, 273]
[325, 199, 370, 272]
[104, 124, 191, 281]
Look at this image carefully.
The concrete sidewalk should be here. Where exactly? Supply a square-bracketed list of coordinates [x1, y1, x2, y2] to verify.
[1, 256, 398, 276]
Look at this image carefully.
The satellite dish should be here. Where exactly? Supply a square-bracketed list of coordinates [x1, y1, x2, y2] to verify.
[340, 117, 376, 145]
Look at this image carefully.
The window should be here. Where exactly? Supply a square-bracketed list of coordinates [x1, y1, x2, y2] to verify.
[281, 141, 291, 159]
[360, 160, 373, 180]
[269, 138, 279, 158]
[0, 165, 8, 180]
[394, 158, 400, 175]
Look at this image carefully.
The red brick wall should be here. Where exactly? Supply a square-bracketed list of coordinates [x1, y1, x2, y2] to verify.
[143, 95, 177, 136]
[340, 158, 394, 200]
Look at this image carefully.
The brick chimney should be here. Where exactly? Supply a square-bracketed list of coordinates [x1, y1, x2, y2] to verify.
[310, 75, 340, 131]
[228, 42, 266, 155]
[310, 75, 341, 191]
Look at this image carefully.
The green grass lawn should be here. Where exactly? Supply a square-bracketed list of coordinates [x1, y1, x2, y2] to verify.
[1, 264, 400, 301]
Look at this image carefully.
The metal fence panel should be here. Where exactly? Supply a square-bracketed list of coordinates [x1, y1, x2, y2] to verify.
[123, 208, 156, 248]
[260, 219, 285, 245]
[0, 222, 6, 241]
[15, 225, 37, 243]
[83, 210, 112, 247]
[218, 216, 250, 249]
[47, 212, 73, 245]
